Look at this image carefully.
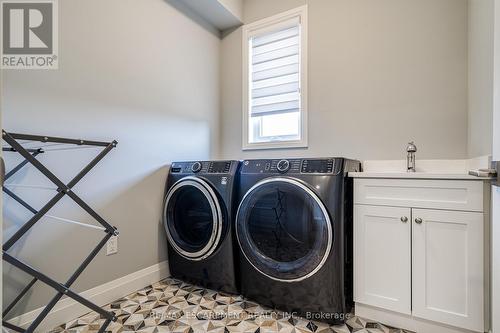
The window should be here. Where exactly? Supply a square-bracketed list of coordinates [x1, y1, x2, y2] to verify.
[242, 6, 308, 150]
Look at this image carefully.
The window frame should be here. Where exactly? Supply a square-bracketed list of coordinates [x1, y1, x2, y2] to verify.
[242, 5, 308, 150]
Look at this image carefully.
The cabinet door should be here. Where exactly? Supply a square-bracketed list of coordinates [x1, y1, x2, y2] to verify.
[412, 209, 484, 332]
[354, 205, 411, 314]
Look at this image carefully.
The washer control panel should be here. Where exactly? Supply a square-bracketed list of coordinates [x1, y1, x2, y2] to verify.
[171, 161, 233, 174]
[208, 161, 231, 173]
[241, 158, 340, 174]
[301, 159, 334, 173]
[276, 159, 290, 173]
[191, 161, 202, 173]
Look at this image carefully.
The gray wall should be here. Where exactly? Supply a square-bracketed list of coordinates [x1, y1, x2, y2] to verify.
[468, 0, 494, 158]
[2, 0, 220, 316]
[220, 0, 469, 160]
[492, 1, 500, 329]
[495, 0, 500, 162]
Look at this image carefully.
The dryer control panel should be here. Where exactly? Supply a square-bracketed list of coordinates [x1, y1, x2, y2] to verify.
[241, 158, 343, 175]
[170, 161, 233, 174]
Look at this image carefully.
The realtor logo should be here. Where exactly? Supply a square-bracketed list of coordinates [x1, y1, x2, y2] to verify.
[1, 0, 58, 69]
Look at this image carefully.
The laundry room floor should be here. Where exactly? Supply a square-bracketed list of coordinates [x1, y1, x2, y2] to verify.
[49, 278, 413, 333]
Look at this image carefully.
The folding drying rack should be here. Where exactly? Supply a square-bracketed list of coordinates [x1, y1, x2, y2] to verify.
[2, 130, 119, 333]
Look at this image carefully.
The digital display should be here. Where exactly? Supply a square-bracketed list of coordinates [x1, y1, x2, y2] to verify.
[302, 159, 333, 173]
[307, 160, 326, 169]
[209, 162, 230, 173]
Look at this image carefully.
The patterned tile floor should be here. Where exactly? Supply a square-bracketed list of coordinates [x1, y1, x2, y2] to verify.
[49, 278, 413, 333]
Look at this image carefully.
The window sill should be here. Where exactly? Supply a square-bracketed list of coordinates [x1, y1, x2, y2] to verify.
[242, 140, 308, 151]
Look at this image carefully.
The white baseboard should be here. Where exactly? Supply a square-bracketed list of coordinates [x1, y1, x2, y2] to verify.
[355, 303, 483, 333]
[6, 260, 170, 333]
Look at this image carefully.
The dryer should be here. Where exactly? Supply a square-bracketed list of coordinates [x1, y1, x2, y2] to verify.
[235, 158, 360, 323]
[163, 160, 240, 294]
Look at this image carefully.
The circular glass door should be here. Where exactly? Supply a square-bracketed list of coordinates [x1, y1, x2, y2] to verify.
[236, 177, 332, 282]
[163, 176, 222, 261]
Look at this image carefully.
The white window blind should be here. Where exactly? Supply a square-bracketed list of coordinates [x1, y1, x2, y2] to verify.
[242, 6, 307, 150]
[250, 22, 301, 119]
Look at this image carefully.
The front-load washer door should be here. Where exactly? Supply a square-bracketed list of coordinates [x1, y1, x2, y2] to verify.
[163, 176, 223, 261]
[236, 177, 332, 282]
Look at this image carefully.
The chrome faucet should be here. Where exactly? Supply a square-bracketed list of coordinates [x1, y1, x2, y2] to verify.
[406, 141, 417, 172]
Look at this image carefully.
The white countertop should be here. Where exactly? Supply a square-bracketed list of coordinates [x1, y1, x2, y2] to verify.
[349, 156, 495, 180]
[348, 172, 493, 180]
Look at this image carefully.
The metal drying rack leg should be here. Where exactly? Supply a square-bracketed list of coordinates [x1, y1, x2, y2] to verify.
[2, 131, 119, 333]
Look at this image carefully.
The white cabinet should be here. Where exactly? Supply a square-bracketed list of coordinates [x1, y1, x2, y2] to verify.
[412, 209, 484, 332]
[353, 178, 489, 333]
[354, 205, 411, 314]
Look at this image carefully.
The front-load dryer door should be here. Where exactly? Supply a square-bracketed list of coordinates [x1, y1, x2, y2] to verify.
[163, 176, 223, 261]
[236, 177, 332, 282]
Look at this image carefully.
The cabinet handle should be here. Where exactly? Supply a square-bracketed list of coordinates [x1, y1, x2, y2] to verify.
[400, 216, 408, 223]
[415, 217, 423, 224]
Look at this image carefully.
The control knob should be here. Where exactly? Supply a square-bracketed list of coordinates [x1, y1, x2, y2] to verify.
[191, 161, 202, 173]
[276, 159, 290, 173]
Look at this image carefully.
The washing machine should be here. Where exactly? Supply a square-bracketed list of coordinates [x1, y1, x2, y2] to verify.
[163, 160, 240, 294]
[235, 158, 360, 323]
